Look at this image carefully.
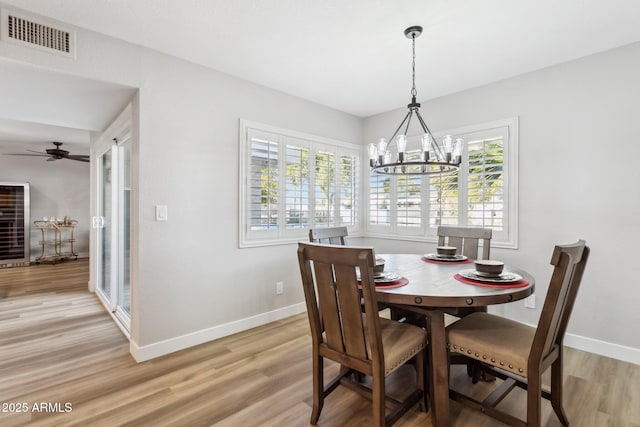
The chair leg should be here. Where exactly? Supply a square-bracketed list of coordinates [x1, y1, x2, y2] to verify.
[310, 354, 324, 424]
[372, 368, 385, 427]
[550, 356, 570, 426]
[527, 371, 542, 427]
[467, 361, 496, 384]
[415, 350, 429, 412]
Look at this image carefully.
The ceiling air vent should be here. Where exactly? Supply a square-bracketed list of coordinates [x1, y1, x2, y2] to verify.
[1, 9, 76, 58]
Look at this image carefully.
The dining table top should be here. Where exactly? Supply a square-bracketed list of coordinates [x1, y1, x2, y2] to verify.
[373, 253, 535, 308]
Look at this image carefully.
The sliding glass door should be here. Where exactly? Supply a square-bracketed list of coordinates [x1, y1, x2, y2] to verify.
[117, 137, 132, 317]
[95, 133, 131, 330]
[97, 149, 112, 300]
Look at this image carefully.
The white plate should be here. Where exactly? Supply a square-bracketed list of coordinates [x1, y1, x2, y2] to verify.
[473, 270, 503, 278]
[357, 271, 401, 283]
[424, 253, 468, 262]
[459, 269, 523, 283]
[374, 272, 401, 283]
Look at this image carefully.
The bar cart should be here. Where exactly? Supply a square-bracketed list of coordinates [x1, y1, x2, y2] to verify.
[33, 219, 78, 264]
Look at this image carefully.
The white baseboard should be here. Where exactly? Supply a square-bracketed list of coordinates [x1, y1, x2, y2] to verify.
[517, 319, 640, 366]
[130, 303, 307, 362]
[564, 332, 640, 365]
[129, 304, 639, 366]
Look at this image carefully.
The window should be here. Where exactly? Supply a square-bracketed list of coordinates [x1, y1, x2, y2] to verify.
[240, 120, 360, 247]
[367, 117, 518, 248]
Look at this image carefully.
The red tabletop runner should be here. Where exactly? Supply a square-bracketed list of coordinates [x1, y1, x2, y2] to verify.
[454, 273, 529, 289]
[359, 277, 409, 289]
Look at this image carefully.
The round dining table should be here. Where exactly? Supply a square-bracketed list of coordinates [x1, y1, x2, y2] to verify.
[374, 253, 535, 427]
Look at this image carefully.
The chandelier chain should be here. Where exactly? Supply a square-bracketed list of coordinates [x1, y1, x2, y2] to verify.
[411, 34, 417, 98]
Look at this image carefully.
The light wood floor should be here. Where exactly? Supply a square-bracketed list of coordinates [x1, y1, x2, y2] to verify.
[1, 260, 639, 426]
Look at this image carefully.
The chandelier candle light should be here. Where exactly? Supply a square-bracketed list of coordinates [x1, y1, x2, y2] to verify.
[369, 26, 463, 175]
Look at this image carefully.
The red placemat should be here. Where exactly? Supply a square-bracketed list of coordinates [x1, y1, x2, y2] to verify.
[421, 256, 473, 265]
[359, 277, 409, 289]
[454, 273, 529, 289]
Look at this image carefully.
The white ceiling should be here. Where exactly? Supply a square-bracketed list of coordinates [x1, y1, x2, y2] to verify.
[0, 59, 135, 153]
[3, 0, 639, 119]
[1, 0, 639, 154]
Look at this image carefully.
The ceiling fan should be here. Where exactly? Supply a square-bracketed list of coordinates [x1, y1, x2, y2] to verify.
[4, 141, 89, 163]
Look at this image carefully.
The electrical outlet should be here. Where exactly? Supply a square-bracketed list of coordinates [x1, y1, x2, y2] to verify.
[276, 281, 284, 295]
[524, 294, 536, 309]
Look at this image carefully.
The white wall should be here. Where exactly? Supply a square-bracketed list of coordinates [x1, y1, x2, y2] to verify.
[132, 51, 362, 354]
[363, 42, 640, 362]
[0, 6, 362, 360]
[0, 141, 90, 260]
[2, 3, 638, 363]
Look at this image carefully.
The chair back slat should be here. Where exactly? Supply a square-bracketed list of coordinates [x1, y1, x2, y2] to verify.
[297, 242, 380, 364]
[309, 226, 348, 245]
[531, 240, 589, 361]
[437, 226, 492, 259]
[313, 259, 347, 351]
[334, 264, 368, 359]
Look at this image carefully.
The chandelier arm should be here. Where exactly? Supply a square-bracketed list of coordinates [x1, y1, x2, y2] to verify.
[388, 110, 413, 143]
[403, 110, 413, 137]
[415, 110, 446, 160]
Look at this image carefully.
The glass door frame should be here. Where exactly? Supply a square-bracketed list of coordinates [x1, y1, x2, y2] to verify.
[91, 106, 132, 335]
[114, 135, 132, 326]
[95, 141, 115, 302]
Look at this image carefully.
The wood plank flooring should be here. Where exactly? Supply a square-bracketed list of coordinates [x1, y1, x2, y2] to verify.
[1, 260, 639, 426]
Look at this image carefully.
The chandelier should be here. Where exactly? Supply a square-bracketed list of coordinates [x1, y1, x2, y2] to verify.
[369, 26, 463, 175]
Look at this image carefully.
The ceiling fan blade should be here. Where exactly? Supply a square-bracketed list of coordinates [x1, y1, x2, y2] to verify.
[66, 155, 90, 162]
[4, 143, 89, 163]
[3, 153, 51, 157]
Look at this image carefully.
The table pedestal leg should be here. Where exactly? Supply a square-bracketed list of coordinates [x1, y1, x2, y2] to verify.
[424, 309, 450, 427]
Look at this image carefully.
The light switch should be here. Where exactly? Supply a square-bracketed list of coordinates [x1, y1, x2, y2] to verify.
[155, 205, 168, 221]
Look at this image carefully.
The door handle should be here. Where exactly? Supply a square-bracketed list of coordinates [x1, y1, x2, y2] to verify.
[92, 216, 105, 228]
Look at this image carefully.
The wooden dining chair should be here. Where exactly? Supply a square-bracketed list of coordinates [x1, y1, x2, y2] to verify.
[437, 226, 492, 260]
[393, 226, 493, 326]
[436, 227, 492, 375]
[446, 240, 589, 427]
[297, 242, 429, 426]
[309, 226, 348, 245]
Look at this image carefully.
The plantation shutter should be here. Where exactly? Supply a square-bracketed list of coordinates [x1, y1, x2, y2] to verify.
[241, 120, 361, 247]
[396, 175, 422, 227]
[339, 154, 358, 226]
[365, 119, 516, 247]
[429, 171, 459, 228]
[248, 130, 279, 231]
[284, 143, 309, 229]
[369, 172, 390, 226]
[466, 136, 504, 231]
[314, 151, 335, 225]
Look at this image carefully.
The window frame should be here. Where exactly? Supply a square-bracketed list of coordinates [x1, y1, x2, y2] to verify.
[365, 117, 519, 249]
[239, 119, 361, 248]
